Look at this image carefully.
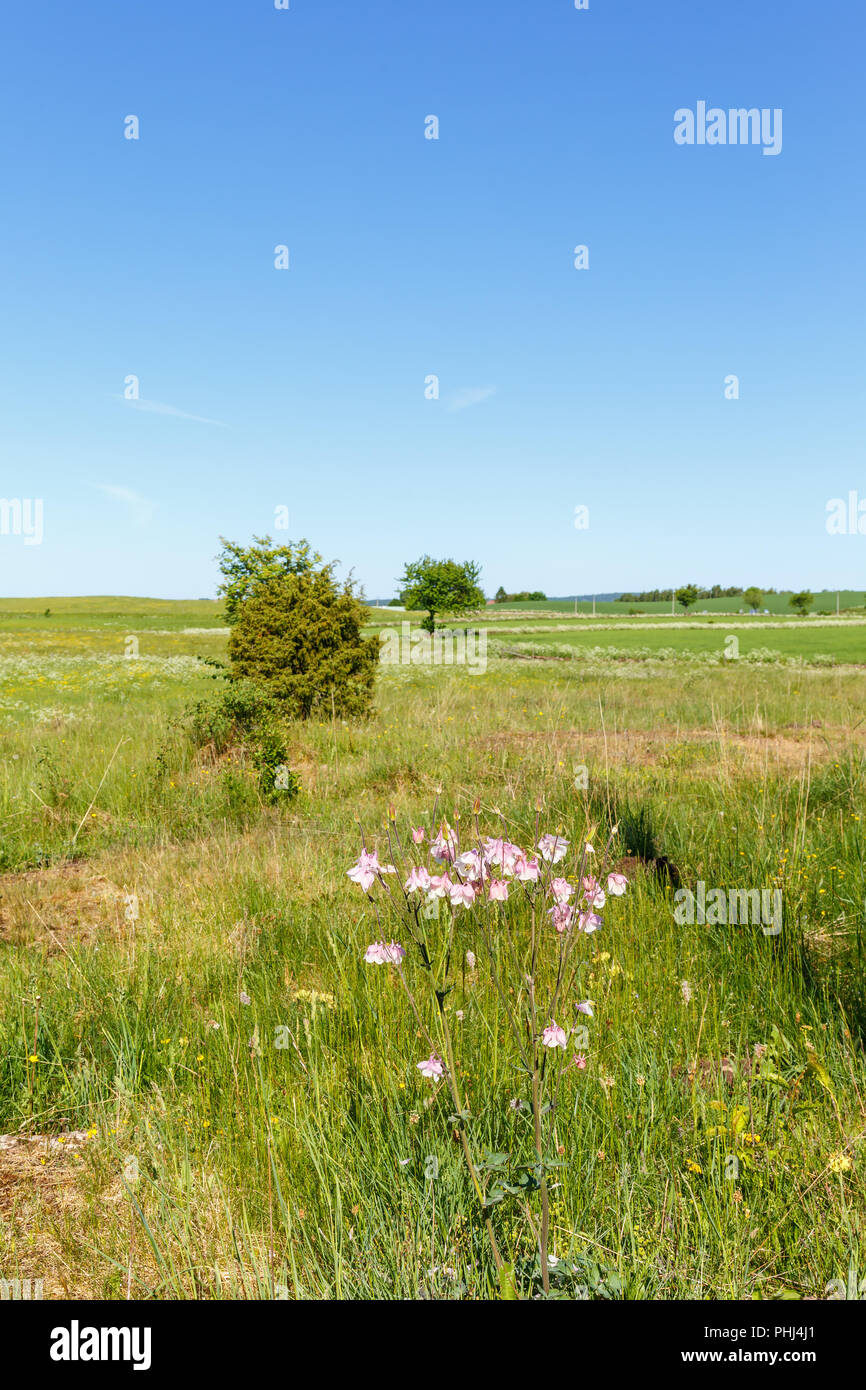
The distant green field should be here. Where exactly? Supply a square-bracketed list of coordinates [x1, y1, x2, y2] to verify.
[366, 610, 834, 633]
[3, 598, 863, 667]
[5, 592, 862, 628]
[0, 596, 225, 632]
[366, 610, 866, 666]
[483, 591, 865, 617]
[491, 622, 866, 664]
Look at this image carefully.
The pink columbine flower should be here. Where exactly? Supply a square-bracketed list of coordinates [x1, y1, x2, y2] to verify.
[573, 1053, 588, 1070]
[581, 876, 606, 909]
[541, 1022, 568, 1050]
[482, 838, 522, 875]
[404, 864, 431, 894]
[578, 911, 603, 934]
[576, 1000, 594, 1017]
[550, 877, 574, 904]
[504, 843, 524, 874]
[364, 940, 406, 965]
[482, 836, 506, 864]
[347, 849, 396, 892]
[607, 872, 628, 896]
[417, 1054, 445, 1080]
[548, 903, 574, 934]
[426, 872, 453, 900]
[538, 833, 569, 864]
[585, 842, 595, 855]
[513, 853, 541, 883]
[450, 880, 476, 909]
[411, 826, 426, 844]
[429, 824, 457, 863]
[455, 849, 483, 879]
[488, 878, 509, 902]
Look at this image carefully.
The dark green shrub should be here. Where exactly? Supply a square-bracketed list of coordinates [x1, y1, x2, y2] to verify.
[186, 678, 268, 754]
[185, 679, 300, 803]
[227, 569, 380, 719]
[251, 723, 301, 804]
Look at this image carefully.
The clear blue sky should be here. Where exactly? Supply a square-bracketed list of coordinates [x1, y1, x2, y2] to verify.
[1, 0, 864, 599]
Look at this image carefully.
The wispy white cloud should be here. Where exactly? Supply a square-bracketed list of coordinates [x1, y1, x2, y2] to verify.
[94, 485, 156, 526]
[116, 396, 227, 427]
[446, 385, 497, 413]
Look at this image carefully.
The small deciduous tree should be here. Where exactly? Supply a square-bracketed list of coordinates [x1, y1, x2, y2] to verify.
[217, 534, 324, 625]
[675, 583, 699, 611]
[399, 556, 485, 634]
[743, 587, 763, 611]
[789, 590, 814, 617]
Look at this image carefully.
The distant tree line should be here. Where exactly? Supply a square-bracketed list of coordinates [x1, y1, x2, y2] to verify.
[619, 585, 820, 615]
[493, 586, 547, 603]
[618, 585, 773, 603]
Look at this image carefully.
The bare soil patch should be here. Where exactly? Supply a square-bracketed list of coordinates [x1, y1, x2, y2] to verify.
[0, 861, 128, 949]
[475, 727, 860, 773]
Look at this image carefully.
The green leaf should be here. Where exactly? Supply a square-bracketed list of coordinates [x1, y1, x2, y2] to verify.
[806, 1054, 834, 1094]
[498, 1263, 519, 1300]
[478, 1151, 509, 1170]
[483, 1187, 506, 1206]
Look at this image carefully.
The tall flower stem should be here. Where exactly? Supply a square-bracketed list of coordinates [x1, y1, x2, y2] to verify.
[531, 1061, 551, 1295]
[435, 995, 507, 1279]
[397, 962, 507, 1284]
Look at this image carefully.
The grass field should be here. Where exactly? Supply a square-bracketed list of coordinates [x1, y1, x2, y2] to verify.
[1, 600, 865, 1300]
[366, 605, 866, 666]
[485, 622, 866, 665]
[476, 591, 866, 617]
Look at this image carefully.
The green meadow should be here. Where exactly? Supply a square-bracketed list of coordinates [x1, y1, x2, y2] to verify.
[0, 599, 864, 1299]
[486, 621, 866, 665]
[0, 596, 225, 630]
[449, 591, 866, 618]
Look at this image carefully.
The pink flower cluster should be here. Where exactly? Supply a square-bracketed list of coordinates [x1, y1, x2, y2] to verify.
[541, 1002, 593, 1051]
[349, 829, 628, 932]
[349, 818, 628, 1082]
[364, 940, 406, 965]
[417, 1054, 445, 1080]
[347, 848, 397, 892]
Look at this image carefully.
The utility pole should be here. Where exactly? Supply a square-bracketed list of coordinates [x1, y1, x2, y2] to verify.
[592, 594, 596, 618]
[671, 588, 675, 616]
